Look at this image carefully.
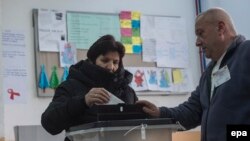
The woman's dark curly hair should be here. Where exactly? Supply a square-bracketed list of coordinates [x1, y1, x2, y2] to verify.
[87, 34, 125, 68]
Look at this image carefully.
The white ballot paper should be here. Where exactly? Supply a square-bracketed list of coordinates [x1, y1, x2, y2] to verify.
[106, 92, 124, 105]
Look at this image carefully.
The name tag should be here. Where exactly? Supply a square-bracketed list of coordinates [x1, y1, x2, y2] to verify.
[213, 65, 231, 87]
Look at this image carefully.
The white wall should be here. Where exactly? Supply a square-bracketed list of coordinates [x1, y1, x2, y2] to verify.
[201, 0, 250, 39]
[2, 0, 200, 140]
[0, 0, 4, 138]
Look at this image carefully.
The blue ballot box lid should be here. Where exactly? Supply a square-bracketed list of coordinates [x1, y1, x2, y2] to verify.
[68, 118, 177, 132]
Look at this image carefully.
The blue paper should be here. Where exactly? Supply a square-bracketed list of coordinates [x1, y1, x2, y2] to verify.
[38, 64, 49, 92]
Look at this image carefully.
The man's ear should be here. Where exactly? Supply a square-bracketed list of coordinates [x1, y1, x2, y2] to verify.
[217, 21, 226, 34]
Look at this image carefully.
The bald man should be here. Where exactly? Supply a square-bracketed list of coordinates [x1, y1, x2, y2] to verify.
[137, 8, 250, 141]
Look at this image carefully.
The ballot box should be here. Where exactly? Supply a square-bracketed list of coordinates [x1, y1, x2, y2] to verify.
[66, 118, 184, 141]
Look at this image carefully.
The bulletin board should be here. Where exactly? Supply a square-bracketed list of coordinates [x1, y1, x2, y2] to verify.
[33, 9, 70, 97]
[33, 9, 156, 97]
[33, 9, 191, 97]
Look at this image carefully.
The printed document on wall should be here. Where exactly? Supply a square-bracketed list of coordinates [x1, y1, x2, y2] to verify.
[155, 17, 189, 68]
[1, 30, 28, 104]
[38, 9, 66, 52]
[67, 13, 120, 49]
[141, 16, 157, 62]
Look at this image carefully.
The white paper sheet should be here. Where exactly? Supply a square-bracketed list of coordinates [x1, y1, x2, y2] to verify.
[38, 9, 66, 52]
[141, 15, 189, 67]
[2, 30, 28, 104]
[106, 92, 124, 105]
[141, 16, 157, 62]
[155, 17, 189, 68]
[142, 38, 157, 62]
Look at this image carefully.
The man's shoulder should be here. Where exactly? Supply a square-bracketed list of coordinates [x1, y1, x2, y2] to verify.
[238, 39, 250, 53]
[242, 39, 250, 45]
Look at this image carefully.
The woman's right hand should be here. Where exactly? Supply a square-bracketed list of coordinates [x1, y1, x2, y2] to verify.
[85, 88, 110, 107]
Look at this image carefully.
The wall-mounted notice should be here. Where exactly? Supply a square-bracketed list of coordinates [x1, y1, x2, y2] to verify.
[67, 12, 121, 49]
[1, 30, 28, 104]
[141, 16, 189, 68]
[38, 9, 66, 52]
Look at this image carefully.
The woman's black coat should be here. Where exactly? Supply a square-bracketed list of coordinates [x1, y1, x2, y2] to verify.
[41, 60, 138, 138]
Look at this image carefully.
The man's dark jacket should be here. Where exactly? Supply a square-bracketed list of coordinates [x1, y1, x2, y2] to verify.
[160, 35, 250, 141]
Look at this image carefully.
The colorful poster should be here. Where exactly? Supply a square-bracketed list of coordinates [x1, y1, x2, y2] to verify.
[119, 11, 142, 54]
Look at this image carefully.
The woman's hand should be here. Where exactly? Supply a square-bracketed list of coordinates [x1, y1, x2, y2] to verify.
[85, 88, 110, 107]
[136, 100, 160, 118]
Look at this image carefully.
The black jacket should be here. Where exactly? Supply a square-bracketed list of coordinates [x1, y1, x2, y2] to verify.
[41, 60, 137, 139]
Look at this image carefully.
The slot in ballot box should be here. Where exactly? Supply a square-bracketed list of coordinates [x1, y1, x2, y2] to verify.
[66, 118, 184, 141]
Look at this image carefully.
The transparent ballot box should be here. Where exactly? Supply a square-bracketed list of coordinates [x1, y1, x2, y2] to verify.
[66, 118, 184, 141]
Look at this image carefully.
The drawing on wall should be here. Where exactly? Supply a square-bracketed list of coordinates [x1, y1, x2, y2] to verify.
[172, 69, 193, 92]
[59, 42, 77, 67]
[148, 70, 157, 84]
[126, 67, 193, 93]
[159, 69, 169, 88]
[126, 67, 148, 91]
[134, 69, 144, 87]
[144, 68, 158, 91]
[157, 68, 172, 91]
[172, 68, 183, 84]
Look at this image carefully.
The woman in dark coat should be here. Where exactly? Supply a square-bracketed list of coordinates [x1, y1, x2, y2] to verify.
[41, 35, 138, 140]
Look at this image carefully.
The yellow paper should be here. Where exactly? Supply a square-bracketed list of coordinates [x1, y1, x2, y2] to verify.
[124, 44, 133, 53]
[120, 20, 132, 28]
[132, 11, 141, 20]
[132, 37, 141, 44]
[173, 69, 183, 84]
